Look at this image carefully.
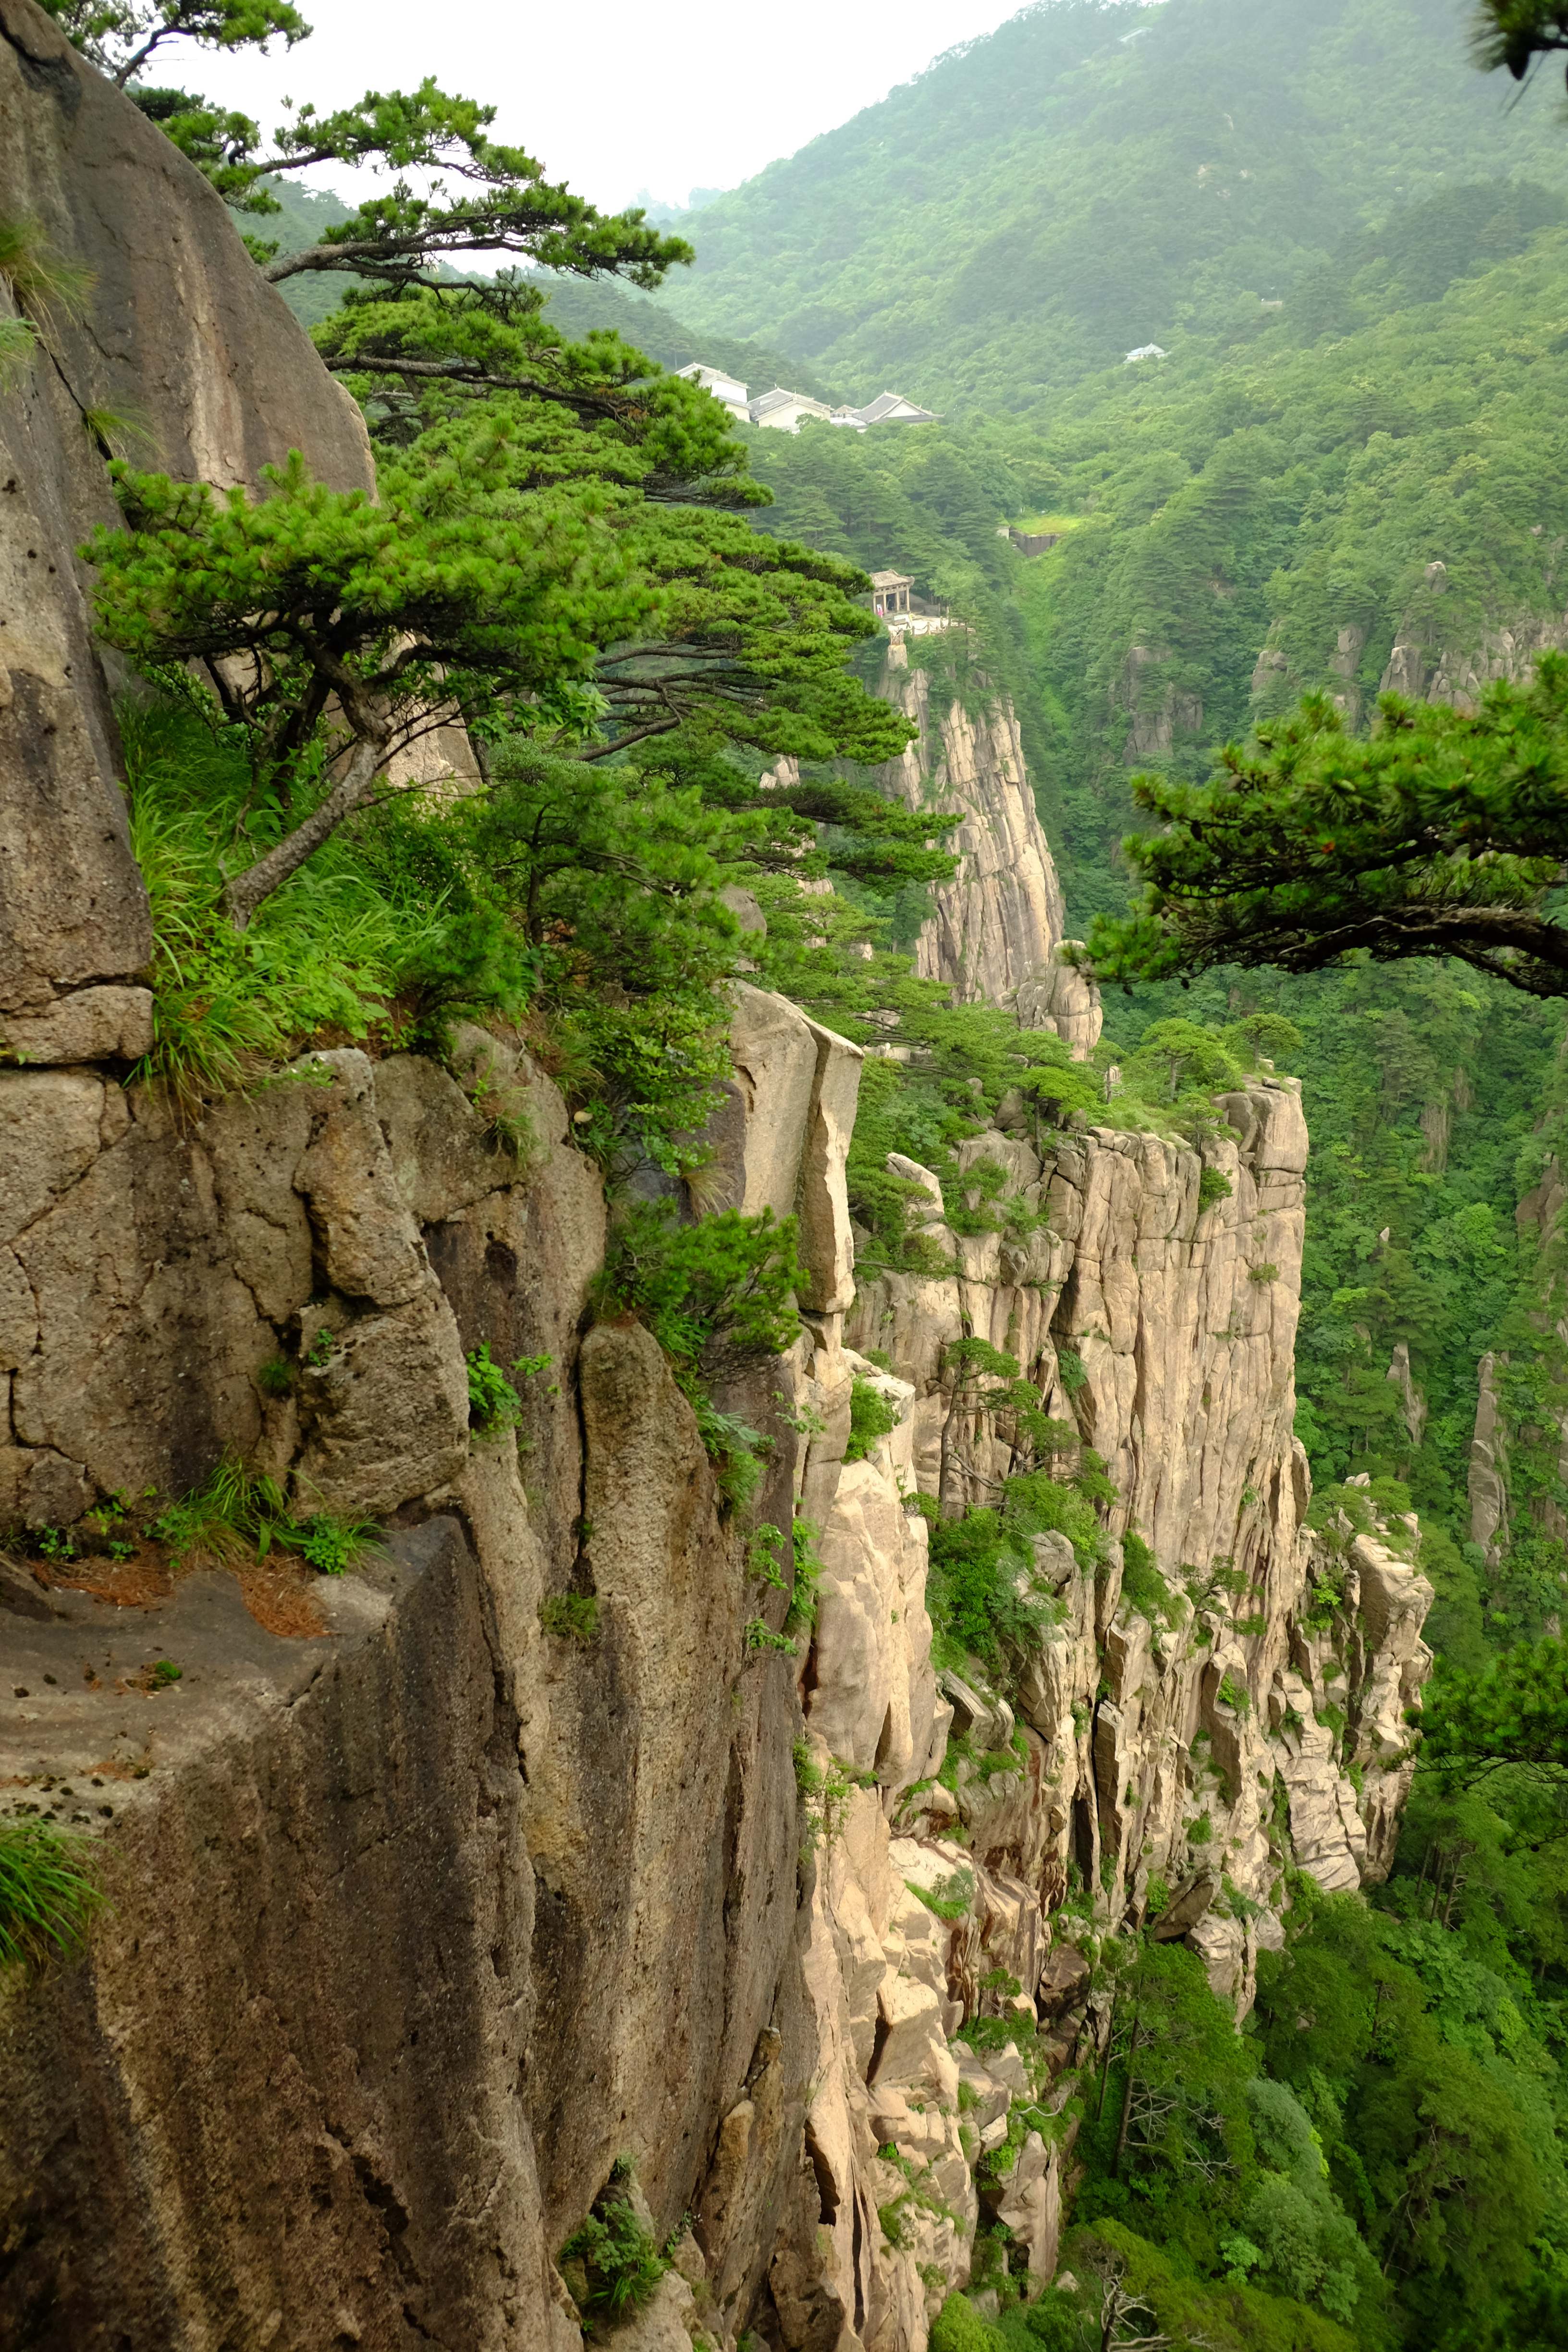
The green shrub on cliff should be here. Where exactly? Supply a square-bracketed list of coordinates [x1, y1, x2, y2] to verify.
[123, 704, 454, 1095]
[931, 2286, 1089, 2349]
[924, 1466, 1105, 1693]
[792, 1740, 858, 1848]
[843, 1376, 900, 1463]
[0, 1821, 104, 1972]
[150, 1455, 376, 1578]
[1119, 1531, 1184, 1629]
[540, 1594, 600, 1643]
[465, 1345, 523, 1434]
[594, 1203, 802, 1376]
[558, 2162, 669, 2332]
[929, 2290, 1006, 2351]
[592, 1203, 802, 1501]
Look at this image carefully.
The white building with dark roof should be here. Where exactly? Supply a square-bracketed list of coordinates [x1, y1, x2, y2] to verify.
[675, 361, 750, 417]
[675, 364, 939, 434]
[848, 391, 938, 424]
[747, 386, 834, 432]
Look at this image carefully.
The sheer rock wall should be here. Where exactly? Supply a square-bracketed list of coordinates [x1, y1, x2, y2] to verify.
[775, 1087, 1433, 2345]
[0, 1008, 1432, 2352]
[0, 1022, 833, 2352]
[874, 642, 1065, 1006]
[0, 0, 373, 1057]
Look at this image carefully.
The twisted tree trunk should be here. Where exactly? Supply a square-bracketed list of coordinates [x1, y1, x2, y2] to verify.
[221, 729, 388, 931]
[1112, 2018, 1142, 2177]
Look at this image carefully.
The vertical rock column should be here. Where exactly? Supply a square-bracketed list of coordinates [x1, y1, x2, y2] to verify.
[874, 644, 1065, 1004]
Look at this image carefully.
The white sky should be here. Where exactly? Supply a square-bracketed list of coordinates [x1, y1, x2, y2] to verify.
[190, 0, 1031, 215]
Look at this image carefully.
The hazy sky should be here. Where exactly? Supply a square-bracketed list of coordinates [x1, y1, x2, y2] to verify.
[191, 0, 1031, 214]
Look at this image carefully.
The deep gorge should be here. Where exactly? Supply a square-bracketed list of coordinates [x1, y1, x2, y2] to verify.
[2, 3, 1566, 2349]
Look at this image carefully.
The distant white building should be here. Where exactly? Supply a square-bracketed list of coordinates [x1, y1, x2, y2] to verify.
[862, 570, 952, 635]
[675, 361, 750, 418]
[847, 390, 938, 424]
[869, 571, 915, 617]
[747, 386, 834, 432]
[1124, 343, 1168, 364]
[676, 362, 939, 434]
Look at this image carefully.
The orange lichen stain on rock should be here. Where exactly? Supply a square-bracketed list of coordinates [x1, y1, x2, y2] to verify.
[232, 1561, 327, 1639]
[36, 1541, 327, 1639]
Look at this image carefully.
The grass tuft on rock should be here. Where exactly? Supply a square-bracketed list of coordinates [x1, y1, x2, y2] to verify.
[0, 1821, 104, 1972]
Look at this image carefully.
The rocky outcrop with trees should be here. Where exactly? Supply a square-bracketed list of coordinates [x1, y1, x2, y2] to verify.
[0, 992, 1433, 2351]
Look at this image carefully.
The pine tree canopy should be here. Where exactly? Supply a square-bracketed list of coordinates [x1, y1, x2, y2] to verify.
[37, 0, 306, 86]
[1474, 1, 1568, 87]
[1083, 661, 1568, 1001]
[1421, 1636, 1568, 1780]
[83, 416, 912, 924]
[310, 280, 761, 502]
[38, 0, 687, 290]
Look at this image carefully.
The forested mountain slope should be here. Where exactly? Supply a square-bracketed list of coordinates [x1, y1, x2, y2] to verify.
[664, 0, 1568, 409]
[743, 173, 1568, 920]
[733, 193, 1568, 1628]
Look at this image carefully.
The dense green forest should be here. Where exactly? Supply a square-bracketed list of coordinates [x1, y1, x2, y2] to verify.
[735, 176, 1568, 922]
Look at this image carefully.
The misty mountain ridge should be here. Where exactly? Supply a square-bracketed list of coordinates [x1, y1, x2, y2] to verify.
[659, 0, 1568, 412]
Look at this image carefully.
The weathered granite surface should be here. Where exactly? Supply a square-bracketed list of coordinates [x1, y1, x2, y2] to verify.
[0, 1012, 842, 2350]
[874, 641, 1065, 1005]
[0, 1012, 1433, 2352]
[0, 0, 373, 1032]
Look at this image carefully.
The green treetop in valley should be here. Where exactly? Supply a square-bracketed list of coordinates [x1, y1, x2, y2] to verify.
[1084, 662, 1568, 1001]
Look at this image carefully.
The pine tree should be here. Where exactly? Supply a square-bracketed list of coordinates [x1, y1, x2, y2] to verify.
[1084, 664, 1568, 1001]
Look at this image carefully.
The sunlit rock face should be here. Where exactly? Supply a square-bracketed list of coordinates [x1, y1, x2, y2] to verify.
[875, 642, 1066, 1006]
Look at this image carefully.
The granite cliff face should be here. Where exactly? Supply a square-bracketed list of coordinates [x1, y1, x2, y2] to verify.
[794, 1084, 1432, 2340]
[0, 0, 373, 1062]
[874, 643, 1065, 1007]
[0, 1019, 834, 2352]
[1251, 557, 1568, 731]
[0, 1011, 1434, 2352]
